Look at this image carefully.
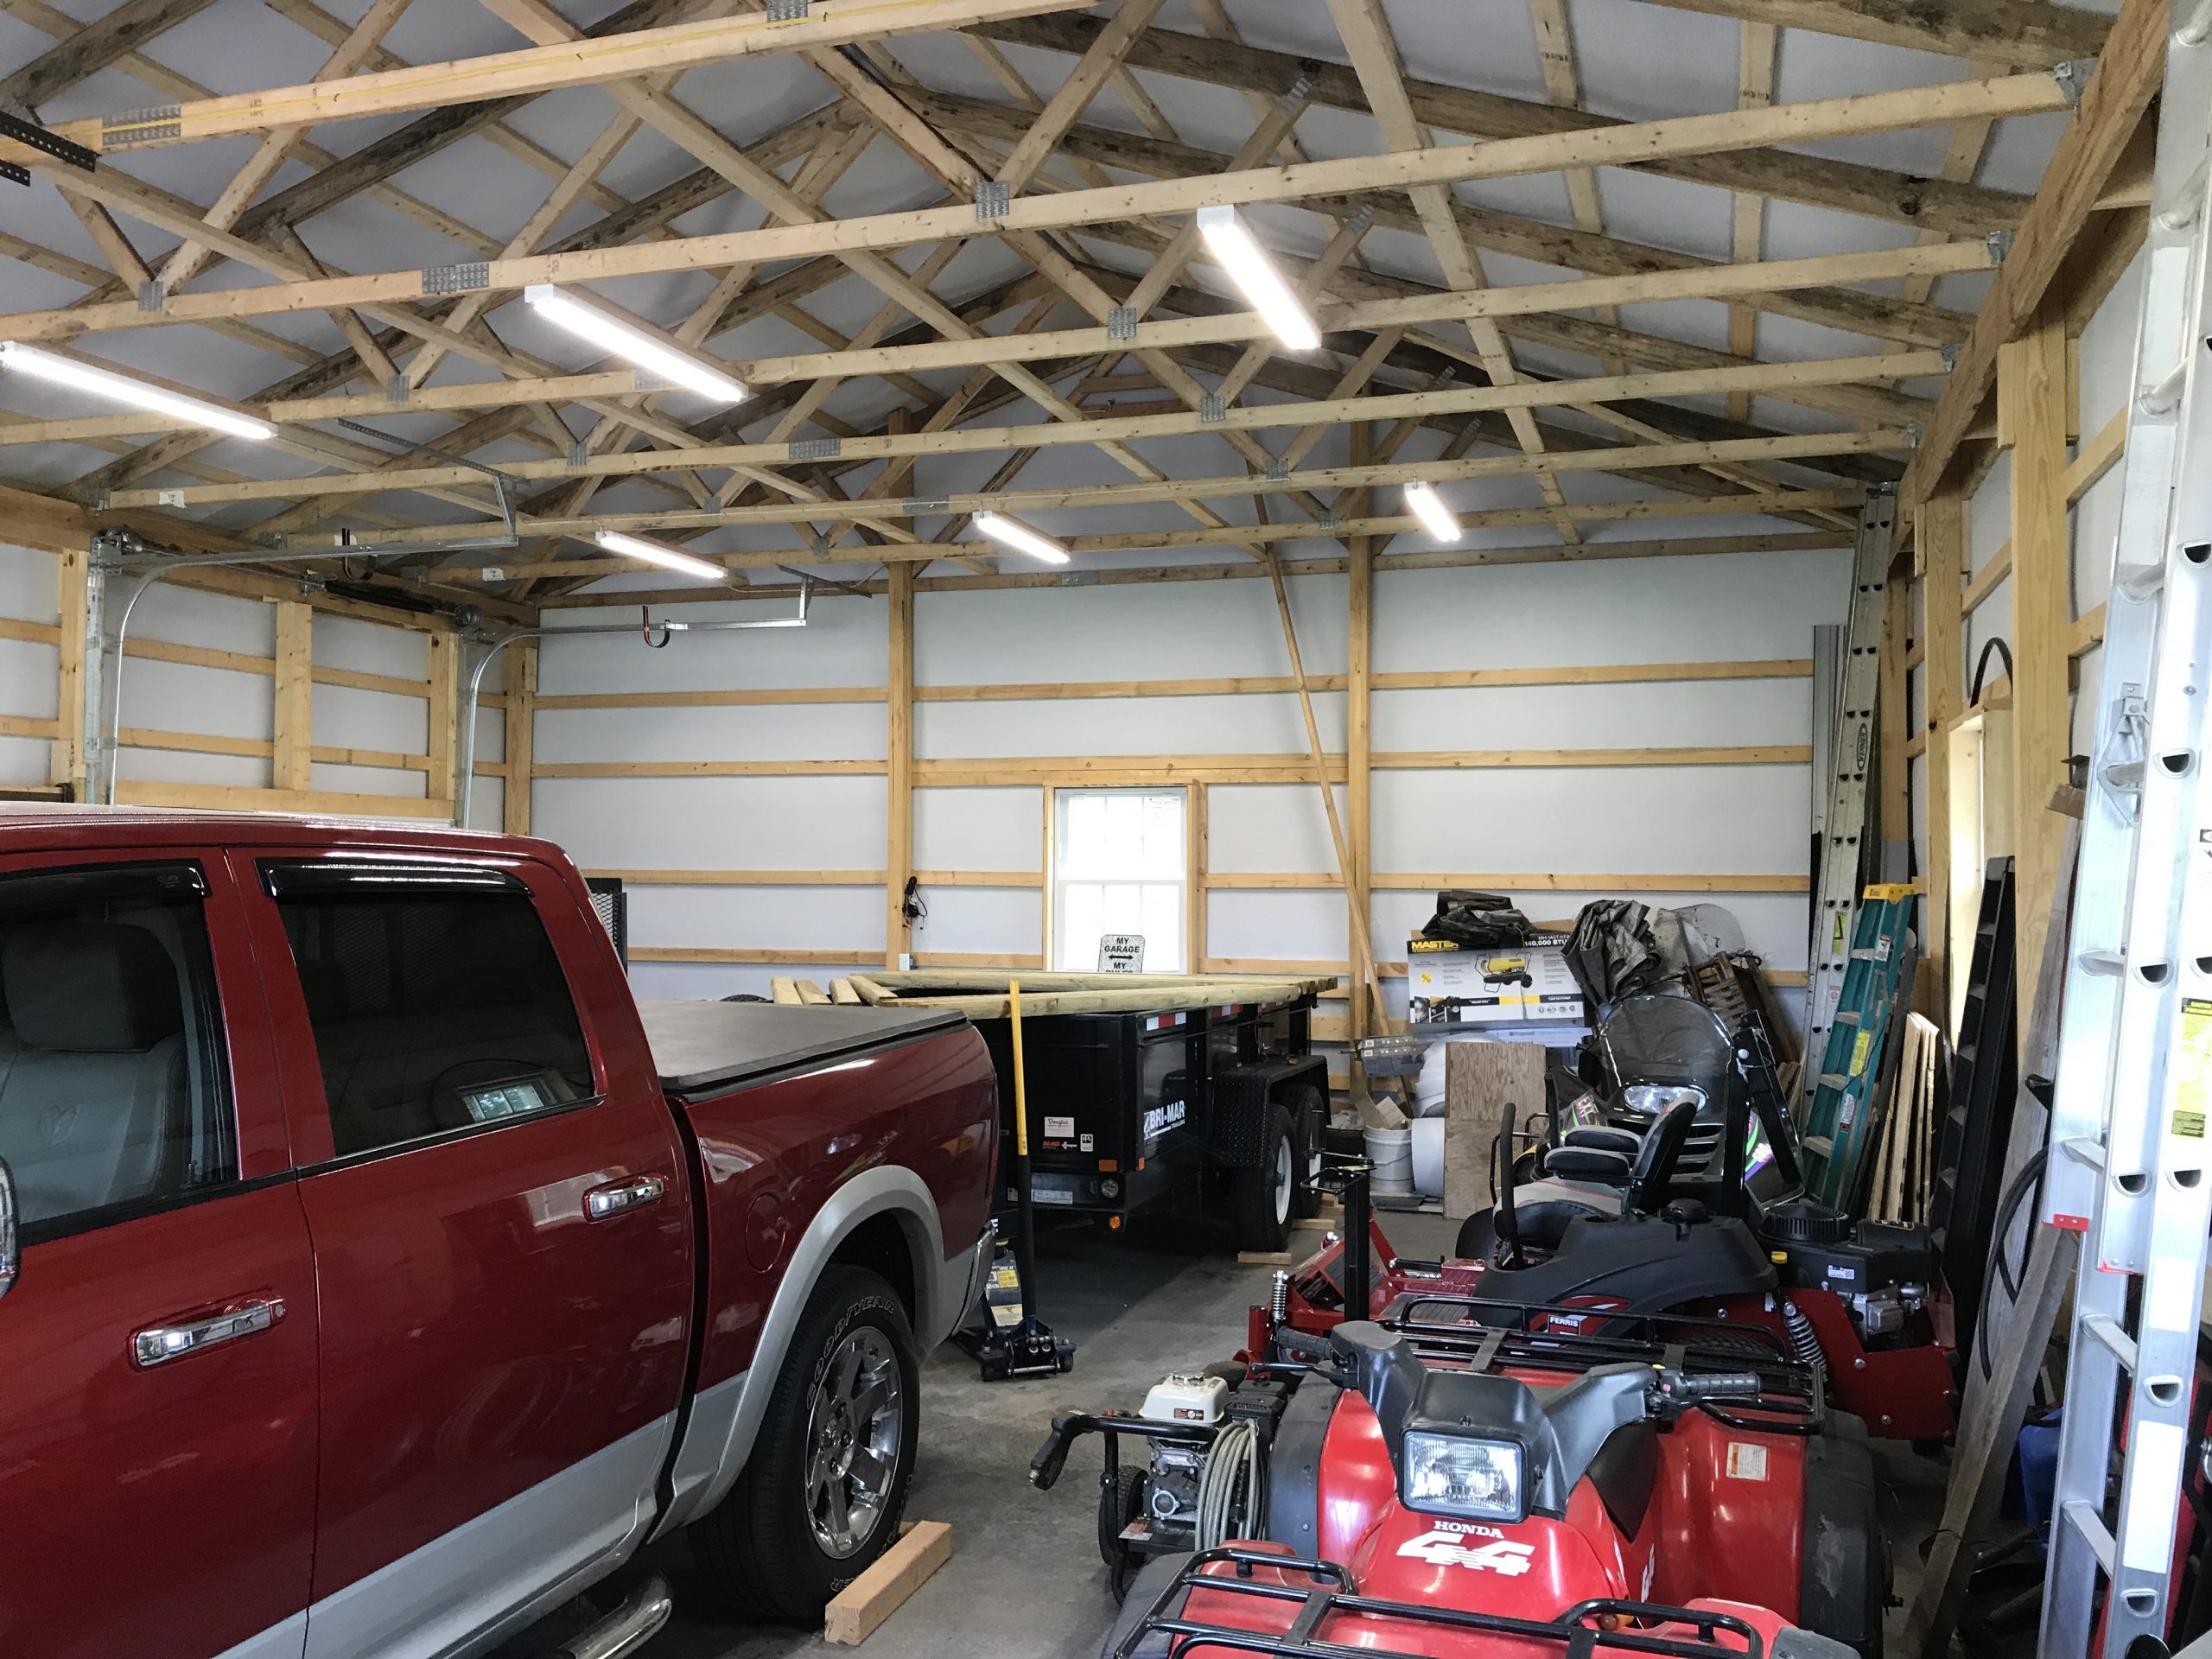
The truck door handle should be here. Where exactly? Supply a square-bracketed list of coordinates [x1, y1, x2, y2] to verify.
[586, 1173, 668, 1221]
[133, 1297, 283, 1369]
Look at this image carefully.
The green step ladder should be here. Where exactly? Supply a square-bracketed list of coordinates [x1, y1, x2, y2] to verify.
[1797, 883, 1916, 1208]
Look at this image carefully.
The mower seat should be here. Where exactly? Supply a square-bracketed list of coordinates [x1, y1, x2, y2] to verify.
[1471, 1211, 1779, 1316]
[1560, 1125, 1643, 1160]
[1455, 1175, 1626, 1258]
[1541, 1144, 1634, 1186]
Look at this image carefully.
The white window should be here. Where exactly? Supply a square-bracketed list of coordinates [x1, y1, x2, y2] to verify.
[1052, 788, 1186, 973]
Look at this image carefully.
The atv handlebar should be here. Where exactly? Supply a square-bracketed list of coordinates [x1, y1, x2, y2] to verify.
[1651, 1369, 1764, 1403]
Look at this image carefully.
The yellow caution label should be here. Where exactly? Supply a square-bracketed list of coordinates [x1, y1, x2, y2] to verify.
[994, 1267, 1021, 1290]
[1849, 1029, 1873, 1077]
[1832, 913, 1847, 952]
[2182, 1001, 2212, 1140]
[1864, 883, 1914, 901]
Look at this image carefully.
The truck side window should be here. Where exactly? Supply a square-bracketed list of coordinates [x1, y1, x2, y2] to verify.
[0, 862, 235, 1238]
[264, 864, 595, 1158]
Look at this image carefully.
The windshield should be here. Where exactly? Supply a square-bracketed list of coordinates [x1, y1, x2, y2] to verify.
[1598, 993, 1734, 1084]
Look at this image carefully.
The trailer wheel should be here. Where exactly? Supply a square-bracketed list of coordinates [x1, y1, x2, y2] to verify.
[1099, 1466, 1148, 1601]
[692, 1266, 918, 1622]
[1285, 1084, 1326, 1220]
[1232, 1105, 1296, 1253]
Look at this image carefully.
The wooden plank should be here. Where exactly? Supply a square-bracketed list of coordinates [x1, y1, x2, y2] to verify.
[50, 545, 85, 794]
[273, 601, 314, 792]
[794, 979, 831, 1006]
[1187, 780, 1208, 977]
[111, 779, 448, 818]
[2004, 302, 2071, 1040]
[823, 1520, 952, 1647]
[1446, 1040, 1545, 1220]
[1625, 0, 2106, 64]
[0, 0, 219, 111]
[770, 977, 801, 1006]
[1205, 871, 1808, 892]
[887, 563, 915, 970]
[505, 640, 536, 836]
[1919, 492, 1967, 1030]
[425, 633, 458, 817]
[632, 947, 874, 966]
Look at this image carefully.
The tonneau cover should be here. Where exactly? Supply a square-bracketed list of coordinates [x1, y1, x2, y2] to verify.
[639, 999, 967, 1095]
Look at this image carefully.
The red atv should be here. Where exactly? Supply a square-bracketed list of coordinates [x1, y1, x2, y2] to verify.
[1261, 1018, 1955, 1442]
[1033, 1300, 1882, 1657]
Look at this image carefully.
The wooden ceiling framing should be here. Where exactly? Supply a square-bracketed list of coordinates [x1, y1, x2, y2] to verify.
[0, 0, 2134, 612]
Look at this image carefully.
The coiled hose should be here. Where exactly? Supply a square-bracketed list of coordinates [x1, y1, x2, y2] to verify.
[1194, 1419, 1268, 1549]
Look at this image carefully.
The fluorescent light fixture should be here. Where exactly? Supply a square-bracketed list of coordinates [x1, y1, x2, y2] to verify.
[594, 529, 729, 582]
[524, 285, 748, 403]
[972, 511, 1070, 564]
[0, 341, 273, 441]
[1404, 480, 1461, 544]
[1194, 205, 1319, 353]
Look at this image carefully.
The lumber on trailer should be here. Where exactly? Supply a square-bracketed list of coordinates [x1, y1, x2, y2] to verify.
[854, 969, 1338, 1020]
[830, 978, 863, 1005]
[769, 976, 800, 1005]
[795, 978, 832, 1005]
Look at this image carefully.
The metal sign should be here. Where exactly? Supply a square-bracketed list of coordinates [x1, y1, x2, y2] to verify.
[1096, 934, 1145, 973]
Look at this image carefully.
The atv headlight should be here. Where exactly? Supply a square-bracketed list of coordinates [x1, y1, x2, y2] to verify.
[1402, 1431, 1524, 1522]
[1621, 1083, 1706, 1119]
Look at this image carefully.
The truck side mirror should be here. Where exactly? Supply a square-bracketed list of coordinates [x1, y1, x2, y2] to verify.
[0, 1155, 16, 1302]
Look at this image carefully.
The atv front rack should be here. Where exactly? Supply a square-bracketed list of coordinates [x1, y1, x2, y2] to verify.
[1113, 1547, 1775, 1659]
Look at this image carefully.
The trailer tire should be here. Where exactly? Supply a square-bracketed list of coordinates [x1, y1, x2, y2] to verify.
[1232, 1105, 1296, 1253]
[1100, 1466, 1148, 1601]
[692, 1266, 918, 1624]
[1285, 1084, 1326, 1220]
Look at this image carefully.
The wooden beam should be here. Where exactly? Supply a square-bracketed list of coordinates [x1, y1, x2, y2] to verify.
[426, 632, 459, 817]
[977, 13, 2040, 233]
[1918, 491, 1967, 1028]
[50, 544, 86, 796]
[887, 562, 915, 971]
[272, 601, 315, 792]
[1, 72, 2068, 341]
[504, 640, 536, 836]
[0, 0, 219, 111]
[2002, 300, 2070, 1023]
[17, 0, 1090, 156]
[1618, 0, 2107, 66]
[1728, 22, 1777, 422]
[1903, 0, 2165, 504]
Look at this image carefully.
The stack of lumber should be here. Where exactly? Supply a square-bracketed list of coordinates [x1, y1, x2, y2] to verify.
[1864, 1012, 1944, 1224]
[777, 969, 1338, 1020]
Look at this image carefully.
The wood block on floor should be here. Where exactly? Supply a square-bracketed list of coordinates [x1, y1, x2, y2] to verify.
[823, 1520, 952, 1646]
[1291, 1216, 1335, 1231]
[1238, 1249, 1295, 1265]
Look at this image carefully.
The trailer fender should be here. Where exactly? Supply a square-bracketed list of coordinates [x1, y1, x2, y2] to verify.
[1210, 1058, 1329, 1168]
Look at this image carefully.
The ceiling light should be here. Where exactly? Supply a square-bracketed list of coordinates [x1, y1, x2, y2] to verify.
[1194, 205, 1319, 353]
[1404, 481, 1461, 543]
[0, 341, 273, 441]
[524, 285, 748, 403]
[594, 529, 729, 582]
[972, 511, 1070, 564]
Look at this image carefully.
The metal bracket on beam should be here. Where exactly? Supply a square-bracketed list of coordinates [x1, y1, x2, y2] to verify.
[420, 261, 490, 297]
[2051, 58, 2095, 108]
[1107, 307, 1138, 342]
[975, 181, 1010, 221]
[1265, 458, 1290, 482]
[0, 110, 97, 180]
[1200, 395, 1225, 423]
[789, 436, 841, 461]
[628, 368, 679, 393]
[100, 105, 180, 147]
[387, 374, 411, 404]
[903, 497, 950, 516]
[765, 0, 809, 18]
[1319, 514, 1342, 535]
[1280, 75, 1313, 109]
[1904, 423, 1924, 448]
[1940, 343, 1960, 372]
[1986, 229, 2015, 264]
[137, 281, 164, 314]
[567, 442, 590, 469]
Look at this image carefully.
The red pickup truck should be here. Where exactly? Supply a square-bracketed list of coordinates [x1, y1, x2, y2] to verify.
[0, 810, 998, 1659]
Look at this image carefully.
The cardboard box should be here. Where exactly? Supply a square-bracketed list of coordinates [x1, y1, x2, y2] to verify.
[1407, 933, 1579, 1027]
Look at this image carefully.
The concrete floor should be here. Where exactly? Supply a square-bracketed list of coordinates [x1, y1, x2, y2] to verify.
[608, 1211, 1948, 1659]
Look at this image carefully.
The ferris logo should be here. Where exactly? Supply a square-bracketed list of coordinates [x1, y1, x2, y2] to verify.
[1397, 1528, 1537, 1575]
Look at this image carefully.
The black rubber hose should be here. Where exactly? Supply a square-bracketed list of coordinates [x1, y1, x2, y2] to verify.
[1969, 637, 2014, 708]
[1977, 1147, 2050, 1382]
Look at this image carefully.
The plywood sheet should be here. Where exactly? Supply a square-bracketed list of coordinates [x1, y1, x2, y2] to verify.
[1444, 1039, 1546, 1221]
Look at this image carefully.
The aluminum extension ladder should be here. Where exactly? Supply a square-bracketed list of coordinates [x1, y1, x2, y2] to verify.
[1800, 489, 1897, 1110]
[2040, 7, 2212, 1652]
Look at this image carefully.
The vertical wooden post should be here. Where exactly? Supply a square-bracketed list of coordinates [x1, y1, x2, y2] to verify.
[273, 600, 314, 792]
[886, 563, 915, 969]
[2000, 298, 2071, 1011]
[1878, 565, 1911, 875]
[505, 639, 537, 836]
[1918, 491, 1967, 1031]
[50, 546, 86, 796]
[1347, 528, 1375, 1089]
[426, 629, 459, 815]
[1186, 781, 1208, 974]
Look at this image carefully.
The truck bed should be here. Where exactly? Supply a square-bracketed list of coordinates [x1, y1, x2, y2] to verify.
[639, 999, 968, 1096]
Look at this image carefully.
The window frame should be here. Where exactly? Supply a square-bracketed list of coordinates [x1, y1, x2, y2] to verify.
[1048, 785, 1191, 974]
[1, 856, 250, 1249]
[254, 856, 607, 1173]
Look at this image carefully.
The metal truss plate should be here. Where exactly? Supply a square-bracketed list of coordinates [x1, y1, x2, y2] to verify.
[420, 261, 490, 296]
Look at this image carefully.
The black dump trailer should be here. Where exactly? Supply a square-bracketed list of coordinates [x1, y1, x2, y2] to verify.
[973, 992, 1330, 1254]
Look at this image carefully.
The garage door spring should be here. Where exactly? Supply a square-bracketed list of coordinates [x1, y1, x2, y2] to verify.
[1194, 1418, 1268, 1549]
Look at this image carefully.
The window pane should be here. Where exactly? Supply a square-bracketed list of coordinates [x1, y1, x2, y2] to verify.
[274, 887, 594, 1158]
[0, 864, 234, 1235]
[1052, 789, 1187, 970]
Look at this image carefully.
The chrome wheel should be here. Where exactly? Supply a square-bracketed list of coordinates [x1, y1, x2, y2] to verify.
[1273, 1135, 1294, 1225]
[804, 1327, 903, 1559]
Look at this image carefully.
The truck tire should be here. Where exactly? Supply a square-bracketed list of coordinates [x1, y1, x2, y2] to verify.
[1285, 1084, 1326, 1220]
[1231, 1105, 1295, 1254]
[692, 1266, 919, 1623]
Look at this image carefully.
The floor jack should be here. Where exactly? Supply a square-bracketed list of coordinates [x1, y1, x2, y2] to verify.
[956, 979, 1075, 1381]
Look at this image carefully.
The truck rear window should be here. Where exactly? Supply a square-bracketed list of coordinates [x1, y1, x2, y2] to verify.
[265, 869, 596, 1160]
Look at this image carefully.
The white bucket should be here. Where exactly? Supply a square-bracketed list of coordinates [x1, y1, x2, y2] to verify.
[1409, 1116, 1446, 1200]
[1365, 1126, 1414, 1194]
